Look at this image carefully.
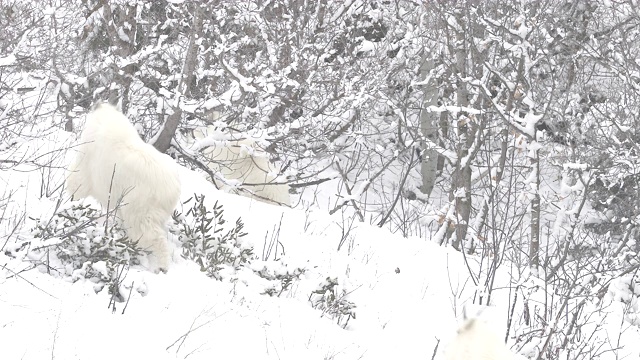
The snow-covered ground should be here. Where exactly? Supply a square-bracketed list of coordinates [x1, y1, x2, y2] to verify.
[1, 118, 639, 360]
[1, 166, 465, 359]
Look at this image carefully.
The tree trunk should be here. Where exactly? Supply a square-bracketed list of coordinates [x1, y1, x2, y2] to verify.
[419, 57, 439, 198]
[451, 23, 472, 251]
[530, 147, 541, 273]
[153, 4, 202, 153]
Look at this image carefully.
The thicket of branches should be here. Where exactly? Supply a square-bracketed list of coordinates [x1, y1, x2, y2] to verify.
[3, 1, 640, 358]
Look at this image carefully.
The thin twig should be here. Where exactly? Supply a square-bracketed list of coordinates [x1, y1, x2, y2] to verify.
[1, 263, 58, 299]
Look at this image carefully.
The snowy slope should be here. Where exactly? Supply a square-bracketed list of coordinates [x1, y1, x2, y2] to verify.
[1, 124, 639, 360]
[0, 134, 466, 360]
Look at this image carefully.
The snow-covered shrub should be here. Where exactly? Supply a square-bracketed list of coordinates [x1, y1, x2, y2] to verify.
[309, 277, 357, 329]
[445, 317, 513, 360]
[252, 262, 306, 297]
[172, 194, 252, 280]
[65, 103, 181, 271]
[12, 203, 144, 300]
[193, 126, 290, 206]
[172, 194, 309, 295]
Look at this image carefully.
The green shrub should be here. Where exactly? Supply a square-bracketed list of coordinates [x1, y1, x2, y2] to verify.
[172, 194, 252, 280]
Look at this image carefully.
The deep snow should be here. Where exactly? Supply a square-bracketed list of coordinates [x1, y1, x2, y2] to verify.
[1, 118, 639, 360]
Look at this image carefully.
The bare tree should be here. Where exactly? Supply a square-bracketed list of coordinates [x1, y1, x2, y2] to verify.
[153, 3, 202, 153]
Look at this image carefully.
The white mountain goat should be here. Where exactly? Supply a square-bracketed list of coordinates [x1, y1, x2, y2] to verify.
[66, 103, 181, 271]
[445, 317, 513, 360]
[193, 126, 290, 206]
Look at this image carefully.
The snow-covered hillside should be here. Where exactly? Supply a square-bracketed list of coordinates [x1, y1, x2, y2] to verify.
[5, 1, 640, 359]
[1, 122, 639, 360]
[0, 124, 491, 360]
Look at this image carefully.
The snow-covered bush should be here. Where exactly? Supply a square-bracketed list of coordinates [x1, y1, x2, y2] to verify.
[252, 262, 306, 297]
[193, 127, 290, 206]
[172, 194, 252, 280]
[5, 203, 145, 300]
[65, 103, 181, 271]
[309, 277, 357, 329]
[172, 194, 310, 296]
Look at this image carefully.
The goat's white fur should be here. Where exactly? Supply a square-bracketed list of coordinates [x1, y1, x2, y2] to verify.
[66, 103, 181, 271]
[445, 317, 513, 360]
[193, 126, 290, 206]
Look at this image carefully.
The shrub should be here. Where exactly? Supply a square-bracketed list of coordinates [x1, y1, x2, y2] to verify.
[7, 202, 145, 303]
[309, 277, 357, 329]
[252, 261, 306, 296]
[172, 194, 252, 280]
